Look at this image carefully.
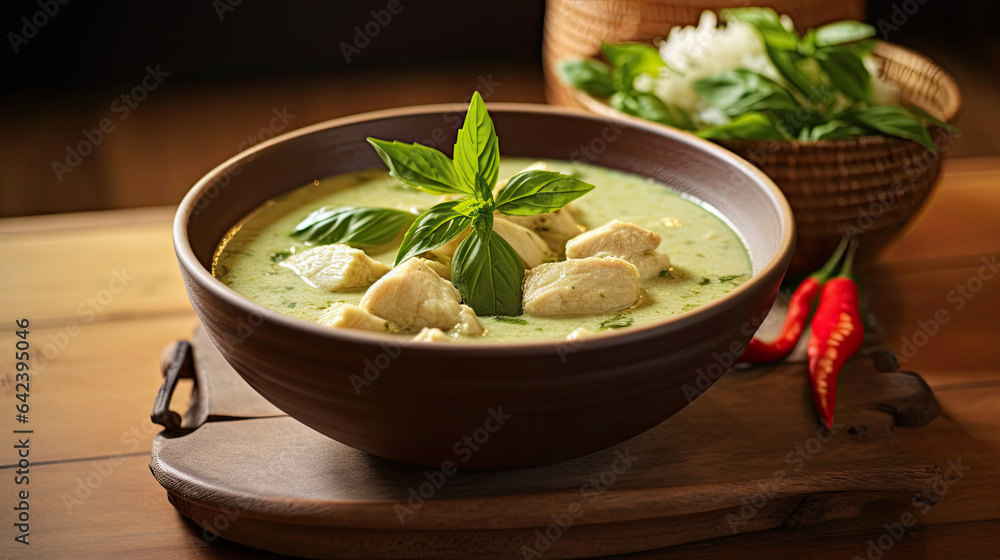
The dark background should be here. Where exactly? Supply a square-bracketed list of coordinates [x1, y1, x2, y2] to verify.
[1, 0, 997, 217]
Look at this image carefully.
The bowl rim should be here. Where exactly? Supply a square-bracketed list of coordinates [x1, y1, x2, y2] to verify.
[174, 102, 794, 355]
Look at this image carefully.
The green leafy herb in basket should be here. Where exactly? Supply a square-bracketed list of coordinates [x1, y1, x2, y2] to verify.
[558, 8, 956, 150]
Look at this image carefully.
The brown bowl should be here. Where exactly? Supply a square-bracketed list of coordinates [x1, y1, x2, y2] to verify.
[565, 41, 961, 278]
[173, 103, 794, 469]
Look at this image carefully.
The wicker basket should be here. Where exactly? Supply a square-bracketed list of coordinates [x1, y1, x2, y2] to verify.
[543, 0, 867, 108]
[564, 41, 961, 278]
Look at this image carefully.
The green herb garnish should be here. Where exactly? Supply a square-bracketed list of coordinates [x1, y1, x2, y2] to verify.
[658, 269, 673, 279]
[493, 316, 528, 325]
[270, 250, 292, 263]
[366, 92, 596, 316]
[291, 206, 415, 248]
[718, 274, 749, 283]
[698, 277, 711, 285]
[558, 9, 953, 150]
[599, 312, 634, 331]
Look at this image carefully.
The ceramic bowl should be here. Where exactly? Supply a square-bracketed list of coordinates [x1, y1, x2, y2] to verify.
[174, 103, 794, 469]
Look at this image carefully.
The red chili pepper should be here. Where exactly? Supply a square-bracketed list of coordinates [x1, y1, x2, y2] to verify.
[806, 240, 864, 429]
[740, 238, 849, 363]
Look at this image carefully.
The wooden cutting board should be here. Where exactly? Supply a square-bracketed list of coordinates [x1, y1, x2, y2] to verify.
[149, 326, 941, 559]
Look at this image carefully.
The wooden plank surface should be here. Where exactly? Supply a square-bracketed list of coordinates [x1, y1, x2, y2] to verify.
[1, 157, 999, 558]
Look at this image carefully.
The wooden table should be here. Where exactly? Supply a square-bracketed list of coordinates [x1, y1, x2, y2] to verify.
[1, 157, 998, 558]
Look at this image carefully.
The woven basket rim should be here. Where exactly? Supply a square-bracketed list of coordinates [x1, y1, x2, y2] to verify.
[571, 40, 962, 151]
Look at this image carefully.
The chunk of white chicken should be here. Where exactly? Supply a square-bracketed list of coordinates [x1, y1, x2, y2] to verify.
[564, 220, 672, 279]
[522, 257, 640, 316]
[360, 258, 485, 334]
[281, 244, 391, 291]
[566, 327, 597, 341]
[499, 209, 585, 256]
[425, 229, 469, 260]
[492, 161, 586, 255]
[492, 218, 556, 269]
[418, 256, 452, 280]
[413, 327, 450, 342]
[317, 302, 392, 332]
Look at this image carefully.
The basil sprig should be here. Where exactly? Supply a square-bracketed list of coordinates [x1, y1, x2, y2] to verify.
[558, 10, 954, 150]
[559, 42, 693, 130]
[367, 91, 595, 316]
[291, 206, 415, 248]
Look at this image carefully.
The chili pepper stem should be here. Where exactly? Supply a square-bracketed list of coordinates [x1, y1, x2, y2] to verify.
[810, 236, 851, 283]
[837, 237, 861, 279]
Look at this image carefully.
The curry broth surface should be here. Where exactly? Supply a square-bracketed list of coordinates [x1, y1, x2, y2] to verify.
[215, 158, 751, 342]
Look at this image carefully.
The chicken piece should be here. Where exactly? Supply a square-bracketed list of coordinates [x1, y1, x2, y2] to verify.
[413, 327, 450, 342]
[418, 256, 452, 280]
[566, 327, 596, 341]
[522, 257, 640, 316]
[317, 303, 392, 332]
[426, 228, 469, 260]
[564, 220, 671, 279]
[499, 209, 585, 256]
[493, 160, 550, 196]
[281, 244, 390, 291]
[631, 252, 674, 279]
[455, 305, 485, 336]
[492, 218, 556, 269]
[360, 258, 483, 333]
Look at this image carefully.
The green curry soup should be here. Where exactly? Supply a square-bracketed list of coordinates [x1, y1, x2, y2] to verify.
[214, 158, 751, 342]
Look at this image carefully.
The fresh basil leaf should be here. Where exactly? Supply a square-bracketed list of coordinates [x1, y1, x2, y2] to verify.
[814, 21, 876, 47]
[844, 105, 936, 151]
[495, 170, 596, 216]
[907, 105, 959, 133]
[805, 119, 868, 141]
[557, 59, 616, 98]
[451, 196, 493, 218]
[722, 8, 799, 51]
[798, 29, 817, 56]
[453, 91, 500, 201]
[696, 112, 792, 141]
[601, 42, 666, 89]
[815, 46, 871, 103]
[452, 215, 525, 317]
[394, 201, 471, 266]
[765, 45, 819, 101]
[366, 138, 468, 195]
[611, 91, 694, 130]
[598, 312, 633, 331]
[694, 69, 801, 116]
[291, 206, 415, 248]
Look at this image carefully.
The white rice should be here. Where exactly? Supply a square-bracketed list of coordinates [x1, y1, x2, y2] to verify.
[651, 11, 780, 126]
